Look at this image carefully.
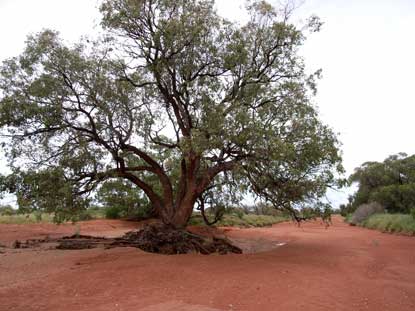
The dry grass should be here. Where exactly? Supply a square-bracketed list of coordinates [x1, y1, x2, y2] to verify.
[0, 213, 54, 224]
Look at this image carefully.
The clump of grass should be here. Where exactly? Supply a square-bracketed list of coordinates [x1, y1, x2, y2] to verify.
[189, 213, 288, 228]
[362, 214, 415, 235]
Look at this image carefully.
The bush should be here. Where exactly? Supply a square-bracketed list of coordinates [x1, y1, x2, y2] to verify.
[234, 209, 245, 219]
[350, 202, 384, 225]
[0, 205, 15, 216]
[105, 206, 123, 219]
[105, 204, 152, 220]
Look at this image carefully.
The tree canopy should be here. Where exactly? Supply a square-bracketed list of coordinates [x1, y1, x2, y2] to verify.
[0, 0, 343, 227]
[345, 153, 415, 214]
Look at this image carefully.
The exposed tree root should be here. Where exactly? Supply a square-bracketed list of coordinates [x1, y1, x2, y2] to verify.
[12, 224, 243, 255]
[116, 224, 242, 255]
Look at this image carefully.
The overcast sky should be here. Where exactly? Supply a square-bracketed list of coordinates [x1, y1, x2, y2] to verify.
[1, 0, 414, 206]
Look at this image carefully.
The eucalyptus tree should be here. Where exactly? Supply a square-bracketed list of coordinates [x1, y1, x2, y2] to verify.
[0, 0, 343, 228]
[348, 153, 415, 213]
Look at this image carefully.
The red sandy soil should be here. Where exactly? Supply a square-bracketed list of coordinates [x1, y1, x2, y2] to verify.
[0, 216, 414, 311]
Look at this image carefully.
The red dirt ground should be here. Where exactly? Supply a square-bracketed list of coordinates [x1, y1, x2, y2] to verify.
[0, 216, 414, 311]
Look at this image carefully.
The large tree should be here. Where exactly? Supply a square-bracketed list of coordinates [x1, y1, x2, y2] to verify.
[346, 153, 415, 214]
[0, 0, 343, 228]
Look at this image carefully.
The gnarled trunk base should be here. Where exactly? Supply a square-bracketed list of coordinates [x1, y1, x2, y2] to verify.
[13, 224, 242, 255]
[122, 224, 242, 255]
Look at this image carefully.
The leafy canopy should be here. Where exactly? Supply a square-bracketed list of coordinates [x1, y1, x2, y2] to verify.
[347, 153, 415, 214]
[0, 0, 343, 224]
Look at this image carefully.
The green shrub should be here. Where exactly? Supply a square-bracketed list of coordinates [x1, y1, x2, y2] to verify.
[0, 205, 15, 216]
[234, 209, 245, 219]
[105, 206, 122, 219]
[104, 204, 152, 220]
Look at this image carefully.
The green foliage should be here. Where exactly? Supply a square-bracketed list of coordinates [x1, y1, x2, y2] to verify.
[347, 153, 415, 214]
[0, 0, 343, 226]
[105, 206, 122, 219]
[362, 214, 415, 235]
[339, 201, 357, 217]
[410, 208, 415, 220]
[343, 213, 353, 223]
[370, 184, 415, 214]
[242, 202, 287, 217]
[0, 169, 90, 223]
[0, 205, 15, 216]
[97, 180, 152, 220]
[189, 213, 288, 228]
[234, 208, 245, 219]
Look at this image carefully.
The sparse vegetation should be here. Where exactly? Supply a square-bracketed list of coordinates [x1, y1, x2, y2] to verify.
[0, 208, 104, 224]
[189, 213, 288, 228]
[344, 203, 415, 235]
[362, 214, 415, 235]
[0, 204, 15, 216]
[0, 213, 54, 224]
[410, 208, 415, 220]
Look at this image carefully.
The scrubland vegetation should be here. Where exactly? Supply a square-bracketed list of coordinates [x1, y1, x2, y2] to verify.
[345, 203, 415, 235]
[361, 213, 415, 235]
[190, 212, 288, 228]
[341, 154, 415, 235]
[0, 212, 54, 224]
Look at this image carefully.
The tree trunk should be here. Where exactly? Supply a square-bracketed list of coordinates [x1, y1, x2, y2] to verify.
[158, 193, 197, 229]
[170, 199, 196, 229]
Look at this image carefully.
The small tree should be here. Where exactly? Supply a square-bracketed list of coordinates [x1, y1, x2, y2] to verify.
[96, 179, 151, 219]
[0, 0, 343, 230]
[0, 169, 90, 222]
